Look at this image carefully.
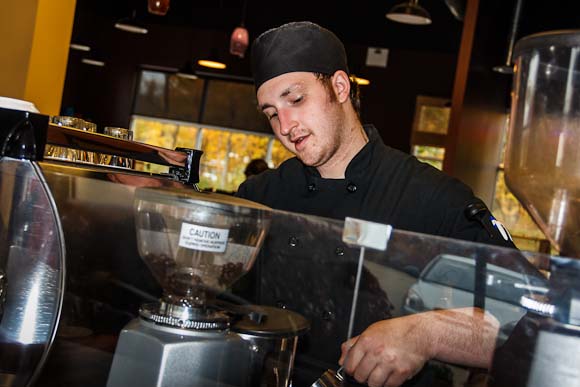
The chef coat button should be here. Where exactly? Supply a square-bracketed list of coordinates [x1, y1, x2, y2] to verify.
[307, 183, 316, 192]
[346, 183, 357, 193]
[288, 236, 298, 247]
[321, 310, 335, 321]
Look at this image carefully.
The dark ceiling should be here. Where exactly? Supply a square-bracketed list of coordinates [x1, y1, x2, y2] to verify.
[72, 0, 580, 63]
[75, 0, 467, 54]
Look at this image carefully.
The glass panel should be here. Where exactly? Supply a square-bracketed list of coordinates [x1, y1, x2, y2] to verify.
[227, 133, 270, 193]
[252, 209, 566, 386]
[23, 165, 579, 386]
[417, 105, 450, 134]
[270, 140, 294, 167]
[492, 170, 553, 252]
[203, 80, 271, 133]
[174, 124, 199, 149]
[166, 74, 203, 122]
[198, 128, 231, 191]
[133, 71, 166, 117]
[131, 117, 179, 173]
[129, 116, 291, 192]
[413, 145, 445, 170]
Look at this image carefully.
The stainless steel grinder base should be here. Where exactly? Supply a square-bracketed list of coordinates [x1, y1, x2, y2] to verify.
[106, 317, 255, 387]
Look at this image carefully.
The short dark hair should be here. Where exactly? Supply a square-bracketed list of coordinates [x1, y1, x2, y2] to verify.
[314, 73, 361, 117]
[244, 159, 270, 177]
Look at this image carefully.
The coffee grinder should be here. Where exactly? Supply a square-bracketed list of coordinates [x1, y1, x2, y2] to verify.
[107, 187, 309, 387]
[489, 29, 580, 386]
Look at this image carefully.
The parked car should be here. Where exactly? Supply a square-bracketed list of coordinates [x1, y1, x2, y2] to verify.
[402, 254, 549, 338]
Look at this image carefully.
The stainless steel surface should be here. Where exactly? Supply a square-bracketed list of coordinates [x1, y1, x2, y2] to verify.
[106, 318, 254, 387]
[140, 301, 230, 330]
[47, 123, 189, 168]
[0, 270, 5, 320]
[528, 327, 580, 387]
[310, 369, 344, 387]
[0, 158, 65, 387]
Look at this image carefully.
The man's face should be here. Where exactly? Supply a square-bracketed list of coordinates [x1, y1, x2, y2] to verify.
[257, 72, 346, 168]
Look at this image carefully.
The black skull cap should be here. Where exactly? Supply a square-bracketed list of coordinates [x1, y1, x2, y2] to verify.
[251, 21, 349, 90]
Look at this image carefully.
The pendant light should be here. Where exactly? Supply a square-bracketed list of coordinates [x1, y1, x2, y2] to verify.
[386, 0, 432, 25]
[230, 0, 249, 58]
[148, 0, 170, 16]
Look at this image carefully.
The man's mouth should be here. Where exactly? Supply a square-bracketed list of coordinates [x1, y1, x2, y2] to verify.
[292, 135, 308, 151]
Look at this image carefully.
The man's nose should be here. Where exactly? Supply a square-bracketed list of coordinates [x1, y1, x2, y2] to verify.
[278, 110, 297, 136]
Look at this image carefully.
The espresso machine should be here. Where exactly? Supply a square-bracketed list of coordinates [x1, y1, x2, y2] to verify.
[489, 29, 580, 386]
[0, 106, 308, 387]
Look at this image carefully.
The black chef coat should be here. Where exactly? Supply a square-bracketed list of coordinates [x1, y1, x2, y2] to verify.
[236, 124, 516, 249]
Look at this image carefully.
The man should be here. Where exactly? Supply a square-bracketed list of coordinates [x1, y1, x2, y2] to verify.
[236, 21, 516, 387]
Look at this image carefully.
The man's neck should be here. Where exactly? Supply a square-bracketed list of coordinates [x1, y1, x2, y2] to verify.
[316, 123, 368, 179]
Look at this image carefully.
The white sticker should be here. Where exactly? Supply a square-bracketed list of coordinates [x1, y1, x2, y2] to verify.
[178, 223, 229, 253]
[342, 217, 392, 251]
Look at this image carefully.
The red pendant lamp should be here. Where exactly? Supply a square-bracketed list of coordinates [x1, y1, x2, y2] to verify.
[230, 0, 249, 58]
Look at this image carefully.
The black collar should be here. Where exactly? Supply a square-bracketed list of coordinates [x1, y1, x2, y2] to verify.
[304, 124, 380, 181]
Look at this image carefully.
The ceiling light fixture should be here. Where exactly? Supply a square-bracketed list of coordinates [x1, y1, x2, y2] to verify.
[230, 0, 249, 58]
[386, 0, 432, 25]
[70, 43, 91, 52]
[197, 60, 227, 70]
[115, 9, 148, 34]
[354, 76, 371, 86]
[81, 58, 105, 67]
[148, 0, 170, 16]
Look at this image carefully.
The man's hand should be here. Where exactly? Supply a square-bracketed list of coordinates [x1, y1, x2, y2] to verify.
[339, 308, 500, 387]
[339, 315, 432, 387]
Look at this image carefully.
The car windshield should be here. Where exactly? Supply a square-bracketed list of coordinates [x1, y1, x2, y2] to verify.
[422, 255, 547, 305]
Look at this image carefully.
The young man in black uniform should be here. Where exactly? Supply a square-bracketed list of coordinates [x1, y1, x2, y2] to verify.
[236, 21, 517, 387]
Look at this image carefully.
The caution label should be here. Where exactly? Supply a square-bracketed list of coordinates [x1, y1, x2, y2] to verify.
[178, 223, 229, 253]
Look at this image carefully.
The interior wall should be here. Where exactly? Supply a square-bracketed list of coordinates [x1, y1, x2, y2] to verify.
[450, 0, 512, 206]
[24, 0, 76, 115]
[0, 0, 39, 100]
[0, 0, 76, 114]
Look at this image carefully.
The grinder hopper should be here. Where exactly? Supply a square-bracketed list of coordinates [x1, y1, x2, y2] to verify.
[133, 186, 271, 318]
[505, 30, 580, 257]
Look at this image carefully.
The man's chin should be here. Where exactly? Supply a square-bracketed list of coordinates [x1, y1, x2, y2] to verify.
[296, 155, 319, 167]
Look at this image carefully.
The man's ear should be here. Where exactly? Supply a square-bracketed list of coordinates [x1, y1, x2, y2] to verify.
[332, 70, 351, 103]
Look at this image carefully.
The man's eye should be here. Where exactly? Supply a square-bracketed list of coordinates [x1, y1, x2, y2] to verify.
[292, 96, 303, 104]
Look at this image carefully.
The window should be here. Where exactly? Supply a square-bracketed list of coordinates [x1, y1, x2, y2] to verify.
[131, 68, 293, 193]
[131, 116, 293, 193]
[410, 96, 450, 170]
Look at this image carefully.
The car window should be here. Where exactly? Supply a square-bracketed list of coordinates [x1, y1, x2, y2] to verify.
[422, 255, 547, 306]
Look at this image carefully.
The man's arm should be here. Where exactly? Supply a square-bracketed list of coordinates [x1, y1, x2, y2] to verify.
[339, 307, 500, 387]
